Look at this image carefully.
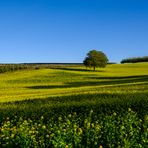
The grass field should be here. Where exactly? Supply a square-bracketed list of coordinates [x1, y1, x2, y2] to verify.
[0, 63, 148, 102]
[0, 63, 148, 147]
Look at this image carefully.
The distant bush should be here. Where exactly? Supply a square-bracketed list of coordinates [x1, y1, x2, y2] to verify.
[0, 64, 59, 73]
[121, 56, 148, 63]
[0, 64, 29, 73]
[0, 64, 83, 73]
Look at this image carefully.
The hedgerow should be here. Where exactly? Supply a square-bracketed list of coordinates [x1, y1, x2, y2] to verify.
[121, 56, 148, 63]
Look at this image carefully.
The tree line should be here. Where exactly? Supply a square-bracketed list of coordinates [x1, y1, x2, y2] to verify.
[0, 64, 54, 73]
[0, 51, 147, 73]
[121, 56, 148, 64]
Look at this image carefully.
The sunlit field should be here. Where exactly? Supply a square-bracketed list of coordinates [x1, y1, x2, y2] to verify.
[0, 63, 148, 147]
[0, 63, 148, 102]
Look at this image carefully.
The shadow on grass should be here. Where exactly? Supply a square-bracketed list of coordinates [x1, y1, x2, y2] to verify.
[0, 92, 148, 120]
[50, 67, 105, 72]
[89, 75, 148, 80]
[2, 92, 147, 104]
[26, 75, 148, 90]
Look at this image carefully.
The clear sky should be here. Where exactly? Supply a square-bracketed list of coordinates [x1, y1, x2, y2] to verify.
[0, 0, 148, 63]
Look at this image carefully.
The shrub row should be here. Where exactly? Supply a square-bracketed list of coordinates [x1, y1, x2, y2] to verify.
[0, 64, 56, 73]
[0, 64, 80, 73]
[121, 56, 148, 63]
[0, 65, 32, 73]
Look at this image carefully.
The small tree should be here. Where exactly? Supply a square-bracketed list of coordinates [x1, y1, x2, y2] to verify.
[83, 50, 108, 71]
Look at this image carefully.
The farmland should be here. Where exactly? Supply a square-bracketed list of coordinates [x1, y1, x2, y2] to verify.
[0, 63, 148, 147]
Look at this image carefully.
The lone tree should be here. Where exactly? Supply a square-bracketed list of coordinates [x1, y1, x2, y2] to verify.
[83, 50, 108, 71]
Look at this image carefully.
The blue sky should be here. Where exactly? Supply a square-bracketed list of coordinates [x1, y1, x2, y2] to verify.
[0, 0, 148, 63]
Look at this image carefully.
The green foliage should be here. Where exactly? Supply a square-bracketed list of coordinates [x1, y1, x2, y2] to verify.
[0, 109, 148, 147]
[121, 56, 148, 63]
[83, 50, 108, 70]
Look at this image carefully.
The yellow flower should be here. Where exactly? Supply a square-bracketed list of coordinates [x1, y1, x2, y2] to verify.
[87, 122, 90, 128]
[7, 121, 10, 124]
[68, 114, 72, 118]
[91, 123, 94, 128]
[90, 109, 93, 114]
[58, 117, 62, 121]
[11, 134, 15, 138]
[73, 124, 77, 129]
[42, 125, 46, 129]
[6, 137, 9, 140]
[41, 116, 44, 120]
[113, 112, 117, 116]
[78, 128, 83, 134]
[145, 115, 148, 121]
[73, 112, 77, 116]
[128, 108, 132, 112]
[66, 119, 71, 125]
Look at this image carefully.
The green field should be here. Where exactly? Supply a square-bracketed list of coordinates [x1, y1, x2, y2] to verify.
[0, 63, 148, 147]
[0, 63, 148, 102]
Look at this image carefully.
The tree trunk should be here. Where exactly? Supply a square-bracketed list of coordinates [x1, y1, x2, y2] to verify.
[93, 66, 95, 71]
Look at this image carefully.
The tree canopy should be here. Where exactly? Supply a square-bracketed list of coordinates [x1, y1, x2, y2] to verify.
[83, 50, 108, 71]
